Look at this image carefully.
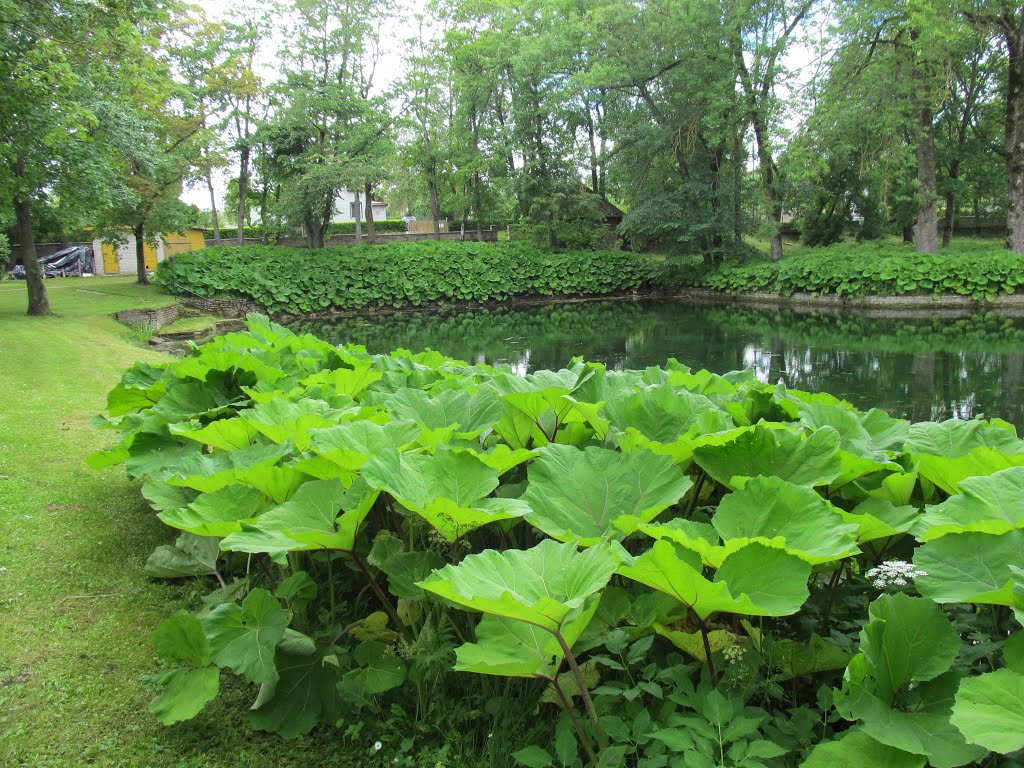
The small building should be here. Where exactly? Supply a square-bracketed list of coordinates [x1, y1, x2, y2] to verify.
[93, 229, 206, 275]
[331, 189, 388, 223]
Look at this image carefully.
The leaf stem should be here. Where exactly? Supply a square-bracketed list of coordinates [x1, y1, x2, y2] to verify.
[550, 675, 599, 766]
[351, 551, 410, 641]
[555, 633, 606, 751]
[698, 618, 718, 685]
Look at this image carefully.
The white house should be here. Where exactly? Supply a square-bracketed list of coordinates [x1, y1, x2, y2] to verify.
[331, 189, 388, 223]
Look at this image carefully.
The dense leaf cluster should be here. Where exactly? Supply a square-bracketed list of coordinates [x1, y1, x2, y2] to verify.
[94, 316, 1024, 766]
[156, 243, 657, 314]
[667, 246, 1024, 301]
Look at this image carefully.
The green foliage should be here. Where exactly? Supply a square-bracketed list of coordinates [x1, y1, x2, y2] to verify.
[668, 242, 1024, 300]
[94, 315, 1024, 765]
[328, 220, 409, 235]
[155, 242, 656, 314]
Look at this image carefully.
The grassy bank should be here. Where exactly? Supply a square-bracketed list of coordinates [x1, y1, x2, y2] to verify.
[0, 279, 373, 767]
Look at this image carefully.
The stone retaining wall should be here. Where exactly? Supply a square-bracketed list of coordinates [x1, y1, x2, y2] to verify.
[116, 304, 180, 329]
[180, 296, 262, 317]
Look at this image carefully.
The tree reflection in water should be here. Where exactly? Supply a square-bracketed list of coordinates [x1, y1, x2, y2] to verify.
[291, 301, 1024, 430]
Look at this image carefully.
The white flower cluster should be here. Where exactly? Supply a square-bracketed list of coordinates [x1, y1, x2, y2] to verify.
[722, 644, 745, 665]
[865, 560, 928, 589]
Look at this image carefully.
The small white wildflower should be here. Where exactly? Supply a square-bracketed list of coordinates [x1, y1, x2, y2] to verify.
[374, 741, 383, 752]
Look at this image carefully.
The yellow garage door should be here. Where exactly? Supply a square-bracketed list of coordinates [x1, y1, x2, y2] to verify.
[102, 243, 119, 274]
[144, 242, 158, 271]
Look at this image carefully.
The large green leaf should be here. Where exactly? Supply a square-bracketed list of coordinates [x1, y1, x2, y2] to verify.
[170, 417, 260, 451]
[797, 401, 908, 461]
[308, 419, 421, 474]
[220, 479, 373, 559]
[249, 651, 344, 739]
[146, 612, 220, 725]
[838, 498, 920, 544]
[602, 385, 720, 443]
[914, 446, 1024, 496]
[418, 539, 617, 634]
[711, 477, 859, 563]
[858, 593, 961, 702]
[800, 730, 925, 768]
[905, 418, 1024, 458]
[914, 466, 1024, 541]
[914, 529, 1024, 607]
[353, 640, 407, 693]
[385, 387, 502, 437]
[521, 444, 692, 546]
[835, 596, 984, 768]
[202, 589, 290, 684]
[616, 540, 810, 620]
[144, 533, 220, 579]
[362, 447, 526, 540]
[240, 398, 349, 451]
[950, 668, 1024, 753]
[692, 424, 843, 489]
[158, 484, 273, 537]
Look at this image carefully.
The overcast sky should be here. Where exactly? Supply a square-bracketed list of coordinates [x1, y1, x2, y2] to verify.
[182, 0, 423, 209]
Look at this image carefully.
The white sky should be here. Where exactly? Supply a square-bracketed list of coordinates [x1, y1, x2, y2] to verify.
[182, 2, 824, 211]
[181, 0, 423, 209]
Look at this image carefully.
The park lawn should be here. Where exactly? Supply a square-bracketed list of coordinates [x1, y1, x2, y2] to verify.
[0, 278, 369, 767]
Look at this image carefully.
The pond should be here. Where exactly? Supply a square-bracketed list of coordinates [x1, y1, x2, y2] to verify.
[290, 299, 1024, 430]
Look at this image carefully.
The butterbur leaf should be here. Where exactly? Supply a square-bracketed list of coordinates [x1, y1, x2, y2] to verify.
[152, 611, 210, 667]
[522, 444, 692, 546]
[158, 484, 272, 537]
[617, 540, 810, 620]
[202, 588, 290, 684]
[858, 593, 960, 702]
[308, 419, 421, 473]
[354, 640, 407, 693]
[148, 667, 220, 726]
[144, 533, 219, 579]
[693, 424, 843, 489]
[147, 612, 219, 725]
[249, 651, 344, 739]
[800, 730, 925, 768]
[914, 466, 1024, 541]
[170, 417, 260, 451]
[951, 668, 1024, 753]
[914, 529, 1024, 607]
[712, 477, 859, 563]
[418, 539, 617, 634]
[512, 745, 553, 768]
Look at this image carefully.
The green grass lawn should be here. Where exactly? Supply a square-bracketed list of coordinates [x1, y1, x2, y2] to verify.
[0, 278, 377, 767]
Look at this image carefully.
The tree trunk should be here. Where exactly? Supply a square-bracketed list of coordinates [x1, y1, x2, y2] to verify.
[903, 224, 915, 243]
[942, 158, 960, 249]
[134, 222, 150, 285]
[208, 168, 220, 242]
[354, 193, 362, 244]
[237, 145, 250, 245]
[57, 223, 70, 249]
[914, 107, 940, 254]
[364, 182, 376, 244]
[1006, 17, 1024, 252]
[14, 177, 50, 316]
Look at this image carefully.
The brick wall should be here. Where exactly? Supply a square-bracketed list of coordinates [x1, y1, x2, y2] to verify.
[180, 296, 261, 317]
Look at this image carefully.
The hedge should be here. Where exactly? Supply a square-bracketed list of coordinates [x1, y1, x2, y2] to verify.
[157, 242, 657, 314]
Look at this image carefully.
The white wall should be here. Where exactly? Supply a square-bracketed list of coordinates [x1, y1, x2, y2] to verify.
[331, 188, 388, 222]
[92, 235, 167, 276]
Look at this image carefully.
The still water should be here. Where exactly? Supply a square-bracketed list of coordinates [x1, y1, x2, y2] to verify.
[291, 300, 1024, 429]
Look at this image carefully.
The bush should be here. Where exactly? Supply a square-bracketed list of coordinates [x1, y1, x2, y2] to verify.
[156, 242, 657, 314]
[662, 241, 1024, 300]
[93, 315, 1024, 766]
[327, 219, 408, 235]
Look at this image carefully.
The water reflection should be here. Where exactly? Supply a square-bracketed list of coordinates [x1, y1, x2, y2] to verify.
[290, 301, 1024, 429]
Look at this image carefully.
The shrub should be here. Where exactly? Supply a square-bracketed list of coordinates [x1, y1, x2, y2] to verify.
[662, 242, 1024, 300]
[327, 219, 408, 235]
[156, 242, 657, 314]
